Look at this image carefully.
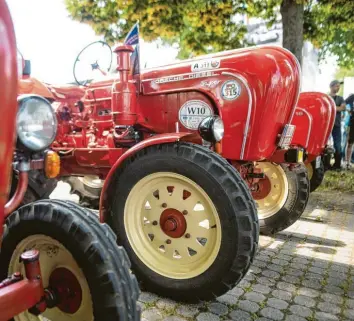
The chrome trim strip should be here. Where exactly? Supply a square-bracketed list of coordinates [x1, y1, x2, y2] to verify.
[221, 72, 253, 160]
[295, 107, 312, 148]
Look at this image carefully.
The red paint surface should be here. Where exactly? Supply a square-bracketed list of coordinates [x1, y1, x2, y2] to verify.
[0, 0, 18, 231]
[294, 92, 336, 162]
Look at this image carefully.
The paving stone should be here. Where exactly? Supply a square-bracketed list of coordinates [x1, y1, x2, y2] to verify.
[139, 292, 160, 303]
[326, 277, 343, 287]
[312, 260, 330, 269]
[262, 269, 280, 279]
[229, 287, 244, 297]
[208, 303, 228, 316]
[298, 287, 320, 298]
[268, 264, 284, 273]
[249, 266, 262, 274]
[238, 300, 260, 313]
[156, 298, 178, 310]
[287, 268, 304, 277]
[257, 276, 276, 286]
[277, 282, 297, 293]
[317, 302, 341, 315]
[309, 266, 325, 275]
[346, 298, 354, 309]
[137, 301, 145, 312]
[272, 289, 292, 301]
[260, 307, 284, 320]
[290, 262, 307, 270]
[285, 315, 307, 321]
[293, 295, 316, 308]
[229, 309, 252, 321]
[163, 317, 187, 321]
[266, 298, 288, 310]
[196, 312, 220, 321]
[324, 285, 344, 295]
[253, 284, 271, 294]
[321, 292, 344, 305]
[216, 294, 238, 305]
[142, 308, 164, 321]
[344, 309, 354, 319]
[314, 311, 339, 321]
[305, 272, 322, 280]
[289, 305, 312, 318]
[282, 275, 301, 285]
[302, 278, 322, 290]
[257, 255, 271, 262]
[253, 260, 268, 268]
[239, 280, 251, 288]
[272, 259, 289, 266]
[244, 273, 256, 282]
[244, 291, 266, 303]
[255, 318, 272, 321]
[176, 305, 199, 318]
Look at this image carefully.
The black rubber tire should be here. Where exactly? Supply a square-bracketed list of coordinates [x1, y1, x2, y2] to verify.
[9, 171, 58, 207]
[106, 142, 259, 302]
[309, 159, 325, 193]
[0, 200, 140, 321]
[260, 164, 310, 235]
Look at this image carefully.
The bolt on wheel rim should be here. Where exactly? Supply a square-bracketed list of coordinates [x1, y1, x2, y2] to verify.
[9, 235, 93, 321]
[253, 162, 289, 219]
[124, 172, 222, 279]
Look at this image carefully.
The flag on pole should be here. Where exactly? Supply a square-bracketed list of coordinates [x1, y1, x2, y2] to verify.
[124, 22, 139, 46]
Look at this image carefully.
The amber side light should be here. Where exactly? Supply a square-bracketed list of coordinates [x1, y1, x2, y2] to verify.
[45, 151, 60, 178]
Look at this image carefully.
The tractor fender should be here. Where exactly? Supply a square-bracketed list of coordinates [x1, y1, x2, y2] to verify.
[99, 132, 201, 222]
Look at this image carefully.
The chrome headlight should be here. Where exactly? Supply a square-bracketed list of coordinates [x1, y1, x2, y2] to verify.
[198, 116, 224, 143]
[17, 95, 57, 152]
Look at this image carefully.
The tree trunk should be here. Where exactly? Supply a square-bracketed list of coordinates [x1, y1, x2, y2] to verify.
[280, 0, 304, 66]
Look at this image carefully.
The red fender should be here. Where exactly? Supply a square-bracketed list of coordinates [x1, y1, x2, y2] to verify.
[99, 132, 201, 222]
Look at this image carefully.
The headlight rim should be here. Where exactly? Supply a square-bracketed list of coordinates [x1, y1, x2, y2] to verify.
[16, 94, 58, 152]
[198, 115, 224, 143]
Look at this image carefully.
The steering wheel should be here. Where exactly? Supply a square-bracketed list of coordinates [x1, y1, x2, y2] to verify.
[73, 41, 112, 86]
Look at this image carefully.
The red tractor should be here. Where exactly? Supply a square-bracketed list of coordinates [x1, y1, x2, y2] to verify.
[50, 37, 306, 235]
[292, 92, 336, 192]
[0, 2, 140, 320]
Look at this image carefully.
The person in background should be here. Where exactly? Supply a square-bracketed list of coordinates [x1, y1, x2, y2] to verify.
[329, 80, 346, 170]
[344, 93, 354, 169]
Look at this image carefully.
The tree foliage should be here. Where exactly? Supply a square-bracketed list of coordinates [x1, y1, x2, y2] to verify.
[65, 0, 354, 66]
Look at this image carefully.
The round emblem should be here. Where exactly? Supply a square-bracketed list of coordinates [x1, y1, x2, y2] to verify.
[178, 100, 213, 130]
[221, 80, 241, 100]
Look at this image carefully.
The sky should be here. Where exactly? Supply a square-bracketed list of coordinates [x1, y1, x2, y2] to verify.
[7, 0, 179, 84]
[7, 0, 336, 92]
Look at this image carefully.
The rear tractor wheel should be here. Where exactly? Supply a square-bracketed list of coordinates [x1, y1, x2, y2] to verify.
[251, 162, 309, 235]
[106, 142, 259, 302]
[0, 200, 140, 321]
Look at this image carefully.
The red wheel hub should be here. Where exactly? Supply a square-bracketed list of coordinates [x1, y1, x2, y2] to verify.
[160, 208, 187, 238]
[49, 267, 82, 314]
[252, 176, 271, 200]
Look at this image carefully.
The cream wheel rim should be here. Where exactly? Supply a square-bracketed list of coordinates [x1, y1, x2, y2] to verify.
[9, 235, 93, 321]
[124, 172, 222, 279]
[254, 162, 289, 219]
[306, 162, 313, 180]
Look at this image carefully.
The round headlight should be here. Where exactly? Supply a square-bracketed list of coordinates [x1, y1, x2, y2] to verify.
[17, 95, 57, 152]
[198, 116, 224, 143]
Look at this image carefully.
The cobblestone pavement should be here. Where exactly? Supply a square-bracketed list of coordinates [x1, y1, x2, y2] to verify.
[138, 191, 354, 321]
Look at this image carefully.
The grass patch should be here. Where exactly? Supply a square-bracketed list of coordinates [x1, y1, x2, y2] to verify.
[317, 170, 354, 192]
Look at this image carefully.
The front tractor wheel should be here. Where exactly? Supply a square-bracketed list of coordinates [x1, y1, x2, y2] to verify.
[0, 200, 140, 321]
[252, 162, 309, 235]
[306, 159, 325, 193]
[107, 143, 259, 302]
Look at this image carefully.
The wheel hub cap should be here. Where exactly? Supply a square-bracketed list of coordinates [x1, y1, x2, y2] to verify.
[252, 176, 271, 200]
[160, 209, 187, 238]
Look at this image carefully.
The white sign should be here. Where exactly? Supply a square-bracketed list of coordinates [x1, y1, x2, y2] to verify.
[191, 58, 220, 72]
[178, 100, 213, 130]
[221, 80, 241, 100]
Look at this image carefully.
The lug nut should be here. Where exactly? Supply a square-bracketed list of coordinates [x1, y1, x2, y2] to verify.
[152, 221, 158, 226]
[182, 210, 188, 215]
[185, 233, 191, 238]
[166, 239, 171, 244]
[162, 203, 167, 208]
